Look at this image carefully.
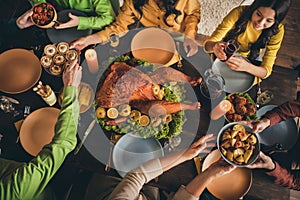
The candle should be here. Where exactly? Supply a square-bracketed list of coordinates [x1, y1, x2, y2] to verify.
[210, 100, 232, 120]
[85, 49, 99, 74]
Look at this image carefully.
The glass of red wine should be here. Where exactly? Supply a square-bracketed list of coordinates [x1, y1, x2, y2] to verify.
[221, 39, 239, 62]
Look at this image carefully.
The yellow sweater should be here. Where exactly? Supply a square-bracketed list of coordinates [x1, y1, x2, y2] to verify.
[97, 0, 200, 43]
[204, 6, 284, 79]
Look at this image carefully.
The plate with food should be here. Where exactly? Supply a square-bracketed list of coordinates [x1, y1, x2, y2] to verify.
[217, 122, 260, 167]
[225, 93, 258, 122]
[31, 2, 57, 28]
[94, 55, 202, 140]
[202, 149, 252, 200]
[58, 82, 94, 113]
[40, 42, 79, 76]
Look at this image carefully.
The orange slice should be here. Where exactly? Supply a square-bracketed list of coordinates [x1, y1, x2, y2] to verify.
[107, 108, 119, 119]
[95, 107, 106, 119]
[139, 115, 150, 126]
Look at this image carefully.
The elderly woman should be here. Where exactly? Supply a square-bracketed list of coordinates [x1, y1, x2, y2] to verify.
[204, 0, 291, 83]
[71, 0, 201, 57]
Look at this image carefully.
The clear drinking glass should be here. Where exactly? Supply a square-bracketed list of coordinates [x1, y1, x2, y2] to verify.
[200, 69, 225, 99]
[256, 90, 274, 105]
[109, 32, 120, 48]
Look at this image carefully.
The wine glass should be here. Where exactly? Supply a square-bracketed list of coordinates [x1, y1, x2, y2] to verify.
[109, 32, 120, 48]
[200, 69, 225, 99]
[220, 39, 240, 62]
[256, 90, 274, 106]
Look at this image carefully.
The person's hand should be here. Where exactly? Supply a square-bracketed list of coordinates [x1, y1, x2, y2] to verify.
[246, 151, 275, 170]
[225, 56, 250, 72]
[63, 59, 82, 87]
[243, 118, 270, 133]
[70, 34, 102, 51]
[16, 10, 34, 29]
[206, 158, 236, 179]
[55, 13, 79, 29]
[183, 37, 198, 57]
[182, 134, 216, 160]
[212, 42, 227, 60]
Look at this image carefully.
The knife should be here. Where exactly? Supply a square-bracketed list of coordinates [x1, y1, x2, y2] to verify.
[74, 119, 96, 155]
[1, 96, 20, 104]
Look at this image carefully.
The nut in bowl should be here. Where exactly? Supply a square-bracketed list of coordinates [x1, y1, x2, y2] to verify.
[225, 93, 258, 122]
[31, 3, 57, 28]
[217, 122, 260, 167]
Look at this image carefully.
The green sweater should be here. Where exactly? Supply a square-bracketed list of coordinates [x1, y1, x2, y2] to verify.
[0, 86, 79, 200]
[29, 0, 115, 30]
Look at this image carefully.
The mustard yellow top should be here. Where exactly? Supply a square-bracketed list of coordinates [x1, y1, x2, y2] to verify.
[204, 6, 284, 79]
[97, 0, 201, 43]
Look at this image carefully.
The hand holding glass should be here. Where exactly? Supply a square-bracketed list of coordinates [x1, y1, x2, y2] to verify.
[221, 39, 239, 62]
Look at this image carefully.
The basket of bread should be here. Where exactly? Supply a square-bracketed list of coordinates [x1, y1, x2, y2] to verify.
[217, 122, 260, 167]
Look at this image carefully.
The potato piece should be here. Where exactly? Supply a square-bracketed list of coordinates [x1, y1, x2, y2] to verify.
[238, 131, 249, 141]
[236, 155, 245, 163]
[233, 148, 245, 158]
[230, 138, 237, 146]
[226, 150, 234, 161]
[231, 130, 239, 138]
[221, 147, 227, 156]
[232, 124, 246, 133]
[244, 149, 253, 163]
[222, 131, 231, 140]
[244, 143, 251, 150]
[247, 134, 257, 145]
[221, 140, 231, 149]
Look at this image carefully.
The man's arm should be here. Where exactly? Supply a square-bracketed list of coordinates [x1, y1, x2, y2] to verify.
[264, 100, 300, 126]
[266, 161, 300, 191]
[0, 62, 82, 199]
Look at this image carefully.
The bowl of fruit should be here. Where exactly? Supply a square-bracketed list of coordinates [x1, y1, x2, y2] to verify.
[31, 2, 57, 28]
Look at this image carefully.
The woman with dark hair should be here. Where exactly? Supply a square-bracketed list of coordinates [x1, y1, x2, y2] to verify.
[204, 0, 291, 83]
[72, 0, 201, 57]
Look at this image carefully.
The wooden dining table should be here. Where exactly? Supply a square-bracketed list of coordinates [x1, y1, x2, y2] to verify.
[0, 27, 293, 200]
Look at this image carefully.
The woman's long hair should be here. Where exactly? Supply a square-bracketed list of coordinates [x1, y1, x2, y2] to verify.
[223, 0, 291, 61]
[133, 0, 181, 27]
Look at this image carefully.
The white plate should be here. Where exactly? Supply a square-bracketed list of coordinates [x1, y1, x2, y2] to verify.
[212, 57, 255, 93]
[257, 105, 298, 150]
[112, 133, 164, 177]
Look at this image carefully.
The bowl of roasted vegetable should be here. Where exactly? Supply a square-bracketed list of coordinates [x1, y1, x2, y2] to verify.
[225, 93, 258, 122]
[31, 3, 57, 28]
[217, 122, 260, 167]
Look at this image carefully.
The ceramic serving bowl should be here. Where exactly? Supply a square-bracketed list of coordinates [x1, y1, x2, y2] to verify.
[31, 2, 57, 29]
[217, 122, 260, 167]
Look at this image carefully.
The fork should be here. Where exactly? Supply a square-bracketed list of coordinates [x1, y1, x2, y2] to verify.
[24, 106, 31, 118]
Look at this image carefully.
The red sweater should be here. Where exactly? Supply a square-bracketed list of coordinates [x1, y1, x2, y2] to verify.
[263, 100, 300, 190]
